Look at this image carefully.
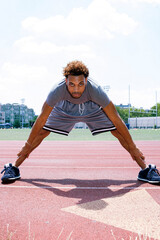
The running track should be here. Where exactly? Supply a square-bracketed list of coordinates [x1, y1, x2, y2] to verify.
[0, 140, 160, 240]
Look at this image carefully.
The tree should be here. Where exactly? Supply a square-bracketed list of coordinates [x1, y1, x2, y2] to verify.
[116, 107, 128, 123]
[29, 115, 38, 127]
[13, 119, 20, 128]
[151, 103, 160, 116]
[116, 102, 160, 125]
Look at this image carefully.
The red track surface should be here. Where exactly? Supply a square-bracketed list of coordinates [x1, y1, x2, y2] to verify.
[0, 140, 160, 240]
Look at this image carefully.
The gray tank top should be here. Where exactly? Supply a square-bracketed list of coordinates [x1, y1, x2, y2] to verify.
[46, 79, 110, 116]
[46, 78, 110, 110]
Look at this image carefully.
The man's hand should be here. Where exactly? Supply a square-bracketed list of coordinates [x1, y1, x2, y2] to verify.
[129, 146, 146, 167]
[17, 142, 32, 159]
[16, 102, 53, 160]
[103, 102, 147, 169]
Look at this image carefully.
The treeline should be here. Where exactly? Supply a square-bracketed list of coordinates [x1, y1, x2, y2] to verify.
[116, 103, 160, 123]
[12, 103, 160, 128]
[13, 115, 38, 128]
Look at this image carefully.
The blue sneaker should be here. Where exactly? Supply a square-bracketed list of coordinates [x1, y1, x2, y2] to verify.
[138, 164, 160, 184]
[1, 163, 20, 183]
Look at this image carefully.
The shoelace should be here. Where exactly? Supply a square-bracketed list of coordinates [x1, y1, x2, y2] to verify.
[150, 168, 160, 176]
[1, 166, 13, 174]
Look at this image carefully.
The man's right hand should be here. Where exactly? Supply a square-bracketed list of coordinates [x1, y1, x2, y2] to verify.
[17, 142, 32, 159]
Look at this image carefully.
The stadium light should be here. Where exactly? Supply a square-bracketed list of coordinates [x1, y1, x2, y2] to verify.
[103, 85, 110, 93]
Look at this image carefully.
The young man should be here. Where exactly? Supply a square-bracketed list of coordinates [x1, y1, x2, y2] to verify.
[1, 61, 160, 184]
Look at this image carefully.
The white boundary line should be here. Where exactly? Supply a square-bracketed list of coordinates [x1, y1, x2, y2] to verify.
[1, 166, 160, 169]
[7, 166, 141, 169]
[13, 166, 160, 169]
[0, 186, 159, 190]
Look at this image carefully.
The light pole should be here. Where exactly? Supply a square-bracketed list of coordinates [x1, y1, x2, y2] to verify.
[21, 98, 25, 128]
[156, 91, 157, 128]
[128, 85, 130, 126]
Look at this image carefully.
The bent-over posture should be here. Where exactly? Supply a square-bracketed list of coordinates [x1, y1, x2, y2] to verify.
[1, 61, 160, 184]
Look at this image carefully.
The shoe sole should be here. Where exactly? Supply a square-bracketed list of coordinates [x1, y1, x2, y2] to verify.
[1, 176, 21, 183]
[137, 177, 160, 184]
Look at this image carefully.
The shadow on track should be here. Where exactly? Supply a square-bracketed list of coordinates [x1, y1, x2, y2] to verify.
[21, 178, 145, 210]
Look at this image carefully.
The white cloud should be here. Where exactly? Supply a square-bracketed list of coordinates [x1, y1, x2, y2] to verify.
[110, 0, 160, 4]
[13, 0, 138, 82]
[21, 0, 138, 40]
[136, 0, 160, 4]
[14, 36, 94, 58]
[13, 0, 138, 70]
[0, 62, 51, 113]
[1, 62, 48, 83]
[4, 0, 156, 114]
[109, 88, 159, 109]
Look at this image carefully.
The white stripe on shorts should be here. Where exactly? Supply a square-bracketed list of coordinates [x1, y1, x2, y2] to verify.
[92, 126, 116, 135]
[43, 126, 69, 136]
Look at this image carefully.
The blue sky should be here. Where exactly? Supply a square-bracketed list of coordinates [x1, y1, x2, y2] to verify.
[0, 0, 160, 114]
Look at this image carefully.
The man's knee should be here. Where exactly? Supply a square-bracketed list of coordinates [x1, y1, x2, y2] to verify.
[39, 129, 50, 138]
[111, 129, 119, 138]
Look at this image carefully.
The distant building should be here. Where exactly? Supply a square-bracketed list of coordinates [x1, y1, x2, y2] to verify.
[116, 104, 131, 109]
[0, 103, 35, 127]
[0, 111, 5, 124]
[0, 104, 5, 124]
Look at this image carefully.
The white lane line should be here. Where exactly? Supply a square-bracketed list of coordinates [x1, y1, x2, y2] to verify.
[1, 166, 160, 169]
[10, 166, 141, 169]
[0, 186, 159, 190]
[1, 165, 160, 169]
[14, 166, 160, 169]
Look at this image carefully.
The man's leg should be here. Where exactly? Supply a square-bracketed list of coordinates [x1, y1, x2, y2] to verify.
[111, 129, 146, 169]
[111, 130, 130, 152]
[14, 129, 50, 167]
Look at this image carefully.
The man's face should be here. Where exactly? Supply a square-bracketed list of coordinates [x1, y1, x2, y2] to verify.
[65, 75, 87, 98]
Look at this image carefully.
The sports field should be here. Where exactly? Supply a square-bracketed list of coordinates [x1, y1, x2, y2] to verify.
[0, 129, 160, 240]
[0, 128, 160, 141]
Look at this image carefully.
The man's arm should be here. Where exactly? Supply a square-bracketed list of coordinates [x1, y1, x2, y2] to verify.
[17, 101, 53, 159]
[103, 101, 146, 168]
[26, 101, 53, 145]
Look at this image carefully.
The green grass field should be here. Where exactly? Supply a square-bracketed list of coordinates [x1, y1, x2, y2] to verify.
[0, 128, 160, 141]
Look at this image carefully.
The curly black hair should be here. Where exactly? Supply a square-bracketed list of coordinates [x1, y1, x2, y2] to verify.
[63, 60, 89, 78]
